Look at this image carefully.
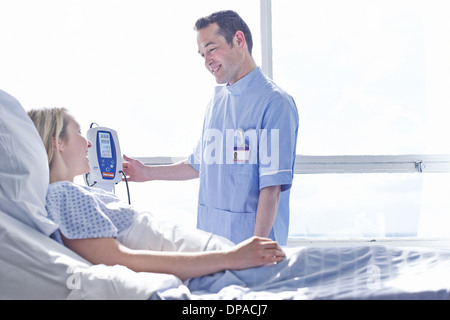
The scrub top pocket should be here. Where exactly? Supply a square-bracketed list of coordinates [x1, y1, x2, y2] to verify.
[197, 204, 256, 244]
[230, 164, 259, 213]
[233, 164, 253, 185]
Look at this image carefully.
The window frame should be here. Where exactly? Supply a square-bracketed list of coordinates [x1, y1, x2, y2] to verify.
[257, 0, 450, 175]
[136, 154, 450, 174]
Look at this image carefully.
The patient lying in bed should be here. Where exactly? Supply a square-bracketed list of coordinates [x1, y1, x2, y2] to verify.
[3, 92, 450, 300]
[27, 107, 285, 282]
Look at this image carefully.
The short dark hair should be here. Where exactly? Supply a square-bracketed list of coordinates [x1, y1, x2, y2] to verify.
[194, 10, 253, 55]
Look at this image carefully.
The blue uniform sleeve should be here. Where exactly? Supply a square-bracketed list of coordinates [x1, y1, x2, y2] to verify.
[46, 182, 119, 241]
[188, 138, 201, 172]
[259, 92, 299, 192]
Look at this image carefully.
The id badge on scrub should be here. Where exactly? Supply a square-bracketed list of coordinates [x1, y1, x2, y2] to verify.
[234, 146, 250, 163]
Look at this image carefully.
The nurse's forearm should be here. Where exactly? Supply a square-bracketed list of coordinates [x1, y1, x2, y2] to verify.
[149, 160, 199, 181]
[123, 155, 198, 182]
[254, 185, 281, 238]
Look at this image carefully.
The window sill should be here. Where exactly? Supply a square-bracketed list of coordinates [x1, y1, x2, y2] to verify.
[286, 236, 450, 248]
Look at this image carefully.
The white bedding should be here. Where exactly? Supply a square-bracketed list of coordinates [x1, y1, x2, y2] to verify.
[146, 244, 450, 300]
[2, 208, 450, 300]
[0, 210, 182, 300]
[183, 245, 450, 300]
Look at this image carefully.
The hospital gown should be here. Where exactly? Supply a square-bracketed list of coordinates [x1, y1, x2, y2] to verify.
[46, 181, 136, 244]
[45, 181, 233, 252]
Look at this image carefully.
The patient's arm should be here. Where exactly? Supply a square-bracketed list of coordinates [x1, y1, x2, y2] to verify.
[122, 154, 199, 182]
[61, 235, 284, 281]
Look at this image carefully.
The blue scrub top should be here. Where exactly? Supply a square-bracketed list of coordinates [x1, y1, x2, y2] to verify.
[189, 67, 299, 245]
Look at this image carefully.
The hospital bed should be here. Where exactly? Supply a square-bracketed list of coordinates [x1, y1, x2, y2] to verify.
[2, 88, 450, 300]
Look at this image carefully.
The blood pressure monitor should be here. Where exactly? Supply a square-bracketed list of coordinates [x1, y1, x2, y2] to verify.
[84, 124, 123, 191]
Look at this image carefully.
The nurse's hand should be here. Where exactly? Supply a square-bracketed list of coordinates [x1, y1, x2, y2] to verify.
[122, 155, 199, 182]
[225, 236, 285, 270]
[122, 154, 152, 182]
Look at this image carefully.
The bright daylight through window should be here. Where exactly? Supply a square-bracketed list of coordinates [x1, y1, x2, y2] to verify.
[272, 0, 450, 240]
[0, 0, 449, 243]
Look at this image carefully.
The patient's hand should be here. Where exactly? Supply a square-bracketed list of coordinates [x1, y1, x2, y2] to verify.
[225, 237, 285, 270]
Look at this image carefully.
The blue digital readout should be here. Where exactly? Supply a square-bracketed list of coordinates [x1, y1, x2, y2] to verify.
[96, 131, 116, 179]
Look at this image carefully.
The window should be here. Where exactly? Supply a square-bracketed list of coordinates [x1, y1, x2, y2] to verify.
[289, 173, 450, 239]
[271, 0, 450, 240]
[0, 0, 260, 229]
[272, 0, 450, 155]
[0, 0, 261, 158]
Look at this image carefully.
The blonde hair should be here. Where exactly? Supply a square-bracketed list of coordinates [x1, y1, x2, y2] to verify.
[27, 107, 73, 166]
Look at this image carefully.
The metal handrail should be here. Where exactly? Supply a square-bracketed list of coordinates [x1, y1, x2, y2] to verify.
[134, 154, 450, 174]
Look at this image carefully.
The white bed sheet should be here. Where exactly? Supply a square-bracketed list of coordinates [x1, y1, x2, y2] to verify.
[157, 245, 450, 300]
[2, 208, 450, 300]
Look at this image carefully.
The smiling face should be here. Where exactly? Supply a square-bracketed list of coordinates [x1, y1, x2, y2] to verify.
[197, 23, 248, 85]
[56, 119, 92, 181]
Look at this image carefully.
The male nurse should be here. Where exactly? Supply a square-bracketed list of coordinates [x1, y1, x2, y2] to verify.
[123, 10, 298, 246]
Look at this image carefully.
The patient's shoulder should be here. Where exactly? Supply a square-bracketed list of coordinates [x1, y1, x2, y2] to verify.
[47, 181, 117, 205]
[47, 181, 94, 201]
[48, 180, 82, 193]
[46, 181, 100, 217]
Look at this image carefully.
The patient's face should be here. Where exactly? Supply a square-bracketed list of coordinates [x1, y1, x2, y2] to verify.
[59, 119, 92, 180]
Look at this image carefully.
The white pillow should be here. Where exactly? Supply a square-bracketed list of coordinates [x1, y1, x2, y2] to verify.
[0, 210, 182, 300]
[0, 89, 57, 235]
